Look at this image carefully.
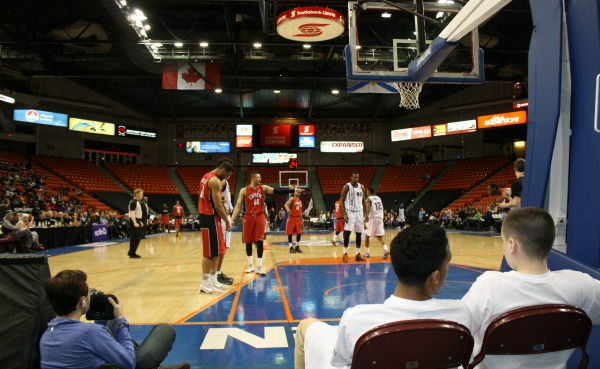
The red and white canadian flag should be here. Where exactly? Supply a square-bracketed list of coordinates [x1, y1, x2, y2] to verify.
[161, 63, 220, 90]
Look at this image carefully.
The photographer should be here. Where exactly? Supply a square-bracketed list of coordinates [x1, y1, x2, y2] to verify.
[40, 270, 189, 369]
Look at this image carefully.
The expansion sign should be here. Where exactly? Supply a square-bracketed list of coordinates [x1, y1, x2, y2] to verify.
[320, 141, 364, 153]
[477, 111, 527, 129]
[391, 125, 432, 142]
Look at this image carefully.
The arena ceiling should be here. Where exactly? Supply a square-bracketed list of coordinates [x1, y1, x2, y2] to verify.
[0, 0, 532, 123]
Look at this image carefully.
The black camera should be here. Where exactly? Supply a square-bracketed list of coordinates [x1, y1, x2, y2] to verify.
[85, 289, 118, 321]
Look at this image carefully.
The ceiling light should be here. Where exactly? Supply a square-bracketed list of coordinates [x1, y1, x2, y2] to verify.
[513, 141, 526, 148]
[355, 45, 362, 50]
[174, 42, 183, 47]
[143, 24, 151, 30]
[0, 93, 15, 104]
[200, 42, 209, 47]
[274, 90, 281, 94]
[436, 12, 444, 19]
[303, 44, 311, 49]
[332, 89, 339, 94]
[119, 0, 127, 7]
[381, 12, 391, 18]
[253, 42, 262, 48]
[215, 88, 222, 93]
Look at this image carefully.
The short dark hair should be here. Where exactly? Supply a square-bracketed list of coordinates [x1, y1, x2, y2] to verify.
[217, 160, 234, 173]
[502, 207, 555, 259]
[217, 157, 234, 167]
[514, 158, 525, 173]
[250, 171, 259, 179]
[369, 187, 376, 195]
[44, 270, 89, 316]
[390, 224, 448, 287]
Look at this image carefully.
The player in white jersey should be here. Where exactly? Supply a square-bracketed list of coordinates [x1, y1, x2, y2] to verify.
[217, 158, 234, 286]
[340, 172, 367, 263]
[364, 187, 389, 259]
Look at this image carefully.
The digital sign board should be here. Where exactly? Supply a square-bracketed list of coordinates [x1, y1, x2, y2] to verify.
[391, 125, 432, 142]
[299, 136, 315, 148]
[116, 125, 157, 140]
[252, 153, 297, 164]
[14, 109, 68, 127]
[260, 124, 291, 146]
[236, 124, 253, 136]
[186, 141, 231, 153]
[433, 119, 477, 136]
[69, 118, 115, 136]
[477, 111, 527, 129]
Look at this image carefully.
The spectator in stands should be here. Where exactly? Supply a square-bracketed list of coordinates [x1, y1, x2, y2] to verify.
[119, 214, 131, 238]
[40, 269, 190, 369]
[71, 212, 82, 227]
[418, 208, 426, 223]
[2, 210, 34, 252]
[80, 211, 90, 226]
[35, 210, 50, 228]
[463, 207, 600, 368]
[498, 158, 524, 209]
[16, 213, 45, 250]
[294, 224, 473, 369]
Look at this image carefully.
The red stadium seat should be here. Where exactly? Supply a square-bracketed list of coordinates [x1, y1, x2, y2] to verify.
[469, 304, 592, 369]
[351, 319, 474, 369]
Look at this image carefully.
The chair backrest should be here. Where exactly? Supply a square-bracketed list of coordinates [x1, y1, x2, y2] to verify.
[469, 304, 592, 369]
[351, 319, 474, 369]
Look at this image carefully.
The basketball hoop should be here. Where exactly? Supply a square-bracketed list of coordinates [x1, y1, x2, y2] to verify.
[393, 82, 423, 110]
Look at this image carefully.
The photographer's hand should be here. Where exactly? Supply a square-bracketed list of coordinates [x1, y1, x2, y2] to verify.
[108, 296, 125, 320]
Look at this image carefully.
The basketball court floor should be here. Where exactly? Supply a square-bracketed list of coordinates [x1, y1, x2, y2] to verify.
[41, 228, 503, 368]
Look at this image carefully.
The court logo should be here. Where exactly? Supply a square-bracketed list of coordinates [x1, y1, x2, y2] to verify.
[294, 23, 329, 37]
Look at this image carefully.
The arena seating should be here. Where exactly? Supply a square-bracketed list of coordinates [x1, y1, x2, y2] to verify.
[447, 163, 515, 210]
[317, 166, 376, 195]
[431, 156, 511, 192]
[104, 163, 178, 194]
[32, 156, 122, 193]
[378, 162, 446, 193]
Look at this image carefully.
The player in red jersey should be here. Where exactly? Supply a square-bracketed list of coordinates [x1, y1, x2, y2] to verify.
[285, 187, 303, 253]
[331, 200, 344, 246]
[198, 160, 234, 294]
[232, 171, 303, 276]
[172, 201, 184, 237]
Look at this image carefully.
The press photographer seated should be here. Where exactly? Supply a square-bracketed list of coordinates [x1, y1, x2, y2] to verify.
[40, 270, 189, 369]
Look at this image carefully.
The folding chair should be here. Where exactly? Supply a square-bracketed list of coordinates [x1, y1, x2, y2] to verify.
[351, 319, 474, 369]
[469, 304, 592, 369]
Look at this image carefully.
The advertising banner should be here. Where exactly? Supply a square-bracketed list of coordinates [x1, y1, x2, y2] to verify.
[260, 124, 291, 146]
[320, 141, 364, 153]
[477, 111, 527, 129]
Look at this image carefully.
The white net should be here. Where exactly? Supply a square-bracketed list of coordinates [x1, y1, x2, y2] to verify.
[393, 82, 424, 110]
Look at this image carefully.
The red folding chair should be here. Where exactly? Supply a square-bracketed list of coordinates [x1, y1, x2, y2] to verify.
[469, 304, 592, 369]
[351, 319, 474, 369]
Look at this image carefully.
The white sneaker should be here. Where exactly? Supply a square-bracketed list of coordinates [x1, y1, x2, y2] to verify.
[363, 252, 370, 258]
[199, 279, 222, 294]
[245, 265, 255, 273]
[256, 266, 266, 276]
[382, 250, 390, 260]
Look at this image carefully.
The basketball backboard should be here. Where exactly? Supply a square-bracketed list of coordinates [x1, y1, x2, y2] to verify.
[279, 171, 308, 188]
[346, 1, 484, 83]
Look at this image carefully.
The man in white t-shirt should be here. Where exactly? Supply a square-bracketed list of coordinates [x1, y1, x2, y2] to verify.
[463, 207, 600, 369]
[294, 224, 473, 369]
